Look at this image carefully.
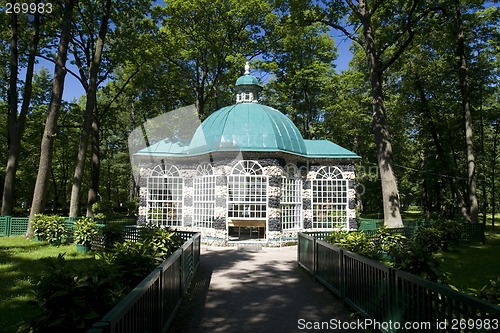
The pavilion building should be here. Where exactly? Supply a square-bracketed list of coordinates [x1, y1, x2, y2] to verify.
[134, 65, 360, 245]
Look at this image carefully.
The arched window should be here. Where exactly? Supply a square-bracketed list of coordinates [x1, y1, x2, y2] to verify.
[147, 164, 183, 227]
[281, 164, 302, 230]
[228, 161, 267, 219]
[311, 166, 348, 229]
[193, 163, 215, 228]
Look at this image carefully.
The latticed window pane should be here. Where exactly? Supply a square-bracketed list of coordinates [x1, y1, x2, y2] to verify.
[312, 166, 348, 229]
[281, 164, 302, 230]
[228, 161, 267, 219]
[147, 165, 183, 227]
[193, 163, 215, 228]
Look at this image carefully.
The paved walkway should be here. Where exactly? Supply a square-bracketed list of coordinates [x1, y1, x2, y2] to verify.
[168, 245, 374, 333]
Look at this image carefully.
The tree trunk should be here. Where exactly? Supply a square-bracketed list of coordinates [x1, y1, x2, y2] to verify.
[454, 0, 478, 223]
[3, 7, 19, 216]
[3, 7, 40, 216]
[86, 111, 100, 217]
[27, 0, 76, 237]
[492, 122, 498, 230]
[361, 9, 403, 228]
[68, 0, 112, 217]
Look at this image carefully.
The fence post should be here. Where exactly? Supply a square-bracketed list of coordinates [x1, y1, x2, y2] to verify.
[6, 216, 12, 237]
[388, 267, 397, 333]
[339, 248, 345, 301]
[312, 236, 317, 277]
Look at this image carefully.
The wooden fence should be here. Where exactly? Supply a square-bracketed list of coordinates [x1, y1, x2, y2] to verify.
[87, 232, 201, 333]
[298, 233, 500, 333]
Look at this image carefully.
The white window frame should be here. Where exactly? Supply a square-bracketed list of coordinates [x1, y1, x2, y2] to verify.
[227, 161, 268, 219]
[281, 164, 302, 230]
[311, 166, 348, 229]
[146, 164, 183, 227]
[193, 163, 216, 228]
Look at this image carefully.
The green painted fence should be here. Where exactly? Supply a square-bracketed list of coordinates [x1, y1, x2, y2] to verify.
[298, 233, 500, 333]
[0, 216, 29, 236]
[0, 216, 137, 237]
[87, 232, 201, 333]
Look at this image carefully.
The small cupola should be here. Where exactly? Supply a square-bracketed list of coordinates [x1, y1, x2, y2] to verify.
[235, 62, 263, 103]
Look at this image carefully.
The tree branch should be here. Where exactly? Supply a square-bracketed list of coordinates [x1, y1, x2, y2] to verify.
[99, 66, 141, 119]
[380, 0, 419, 72]
[36, 53, 87, 88]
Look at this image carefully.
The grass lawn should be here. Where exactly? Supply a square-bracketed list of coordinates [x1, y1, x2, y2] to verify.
[436, 224, 500, 292]
[0, 236, 94, 333]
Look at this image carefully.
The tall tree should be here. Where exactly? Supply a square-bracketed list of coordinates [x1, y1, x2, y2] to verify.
[68, 0, 112, 217]
[454, 0, 478, 223]
[2, 4, 41, 216]
[28, 0, 77, 236]
[300, 0, 442, 227]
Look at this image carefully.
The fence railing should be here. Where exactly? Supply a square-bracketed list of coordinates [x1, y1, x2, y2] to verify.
[0, 216, 29, 236]
[87, 232, 201, 333]
[298, 233, 500, 333]
[307, 221, 485, 243]
[0, 216, 137, 237]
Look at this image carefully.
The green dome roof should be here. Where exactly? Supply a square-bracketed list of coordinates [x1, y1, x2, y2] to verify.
[135, 103, 360, 159]
[187, 102, 307, 155]
[235, 74, 261, 86]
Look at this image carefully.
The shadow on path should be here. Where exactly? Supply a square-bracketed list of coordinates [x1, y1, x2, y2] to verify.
[169, 246, 373, 333]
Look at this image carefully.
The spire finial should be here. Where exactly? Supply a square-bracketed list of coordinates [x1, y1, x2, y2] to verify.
[244, 61, 250, 75]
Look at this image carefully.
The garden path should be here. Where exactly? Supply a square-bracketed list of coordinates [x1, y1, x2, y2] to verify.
[168, 244, 373, 333]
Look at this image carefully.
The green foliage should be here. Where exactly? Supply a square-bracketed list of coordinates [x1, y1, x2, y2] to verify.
[73, 217, 99, 245]
[101, 223, 126, 251]
[375, 227, 406, 256]
[98, 241, 160, 288]
[32, 214, 68, 245]
[27, 254, 119, 333]
[98, 225, 182, 290]
[92, 201, 114, 220]
[139, 225, 183, 257]
[392, 241, 441, 282]
[412, 226, 445, 253]
[325, 230, 379, 260]
[392, 221, 463, 281]
[27, 226, 184, 332]
[467, 278, 500, 307]
[432, 219, 464, 250]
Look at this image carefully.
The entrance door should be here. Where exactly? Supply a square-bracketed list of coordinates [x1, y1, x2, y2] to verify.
[228, 219, 266, 241]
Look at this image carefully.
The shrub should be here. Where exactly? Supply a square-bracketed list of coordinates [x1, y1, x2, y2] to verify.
[468, 278, 500, 307]
[99, 241, 161, 288]
[27, 255, 120, 333]
[139, 225, 183, 258]
[412, 226, 444, 253]
[432, 219, 464, 250]
[101, 223, 126, 251]
[392, 242, 440, 281]
[32, 214, 68, 245]
[92, 200, 114, 220]
[73, 217, 99, 245]
[375, 227, 406, 256]
[98, 225, 183, 289]
[325, 230, 379, 260]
